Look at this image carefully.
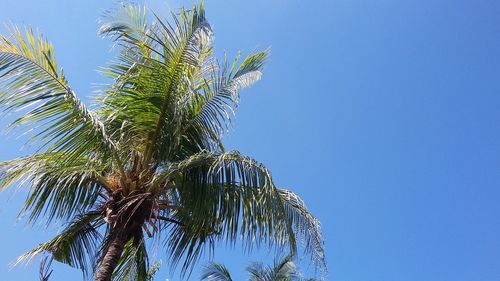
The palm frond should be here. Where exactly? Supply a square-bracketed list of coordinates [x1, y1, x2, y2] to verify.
[141, 2, 213, 164]
[0, 153, 109, 222]
[201, 262, 233, 281]
[97, 2, 214, 164]
[0, 27, 117, 164]
[112, 237, 149, 281]
[99, 2, 148, 46]
[246, 255, 297, 281]
[205, 255, 318, 281]
[151, 151, 325, 275]
[273, 255, 298, 281]
[15, 211, 103, 279]
[155, 151, 274, 274]
[181, 50, 268, 156]
[247, 261, 268, 281]
[152, 150, 273, 191]
[276, 189, 326, 272]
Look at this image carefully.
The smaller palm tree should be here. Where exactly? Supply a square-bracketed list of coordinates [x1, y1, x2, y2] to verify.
[201, 255, 319, 281]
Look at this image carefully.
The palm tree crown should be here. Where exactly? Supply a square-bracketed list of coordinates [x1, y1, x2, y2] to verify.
[202, 255, 319, 281]
[0, 3, 325, 281]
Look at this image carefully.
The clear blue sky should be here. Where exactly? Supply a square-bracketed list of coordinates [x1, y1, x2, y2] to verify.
[1, 0, 500, 280]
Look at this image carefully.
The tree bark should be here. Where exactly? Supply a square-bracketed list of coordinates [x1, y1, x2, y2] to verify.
[94, 231, 128, 281]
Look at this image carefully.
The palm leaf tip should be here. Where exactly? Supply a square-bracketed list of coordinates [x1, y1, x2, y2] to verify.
[233, 48, 269, 80]
[98, 2, 148, 44]
[277, 189, 327, 273]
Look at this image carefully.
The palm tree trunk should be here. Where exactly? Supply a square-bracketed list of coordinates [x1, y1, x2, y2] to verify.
[94, 231, 128, 281]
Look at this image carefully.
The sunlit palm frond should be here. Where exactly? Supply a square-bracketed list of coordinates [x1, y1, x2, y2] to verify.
[97, 2, 214, 163]
[98, 2, 154, 140]
[0, 27, 117, 164]
[154, 151, 273, 273]
[277, 189, 326, 272]
[247, 261, 269, 281]
[272, 255, 298, 281]
[205, 255, 317, 281]
[179, 50, 268, 156]
[0, 153, 109, 222]
[99, 2, 148, 47]
[150, 151, 325, 275]
[247, 255, 297, 281]
[152, 150, 273, 191]
[201, 262, 233, 281]
[142, 3, 213, 164]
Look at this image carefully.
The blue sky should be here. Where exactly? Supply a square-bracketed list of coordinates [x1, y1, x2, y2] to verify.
[1, 0, 500, 280]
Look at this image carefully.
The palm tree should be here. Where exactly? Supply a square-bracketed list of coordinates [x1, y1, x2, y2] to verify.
[202, 255, 319, 281]
[0, 2, 325, 281]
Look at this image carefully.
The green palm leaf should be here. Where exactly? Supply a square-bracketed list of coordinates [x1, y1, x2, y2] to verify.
[0, 27, 118, 165]
[15, 211, 103, 279]
[0, 153, 109, 222]
[182, 50, 268, 155]
[149, 151, 325, 274]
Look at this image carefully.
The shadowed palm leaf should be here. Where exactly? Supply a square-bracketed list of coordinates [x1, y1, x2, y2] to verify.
[0, 2, 326, 281]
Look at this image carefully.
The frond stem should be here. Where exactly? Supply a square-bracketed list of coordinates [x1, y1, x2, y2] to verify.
[155, 215, 184, 226]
